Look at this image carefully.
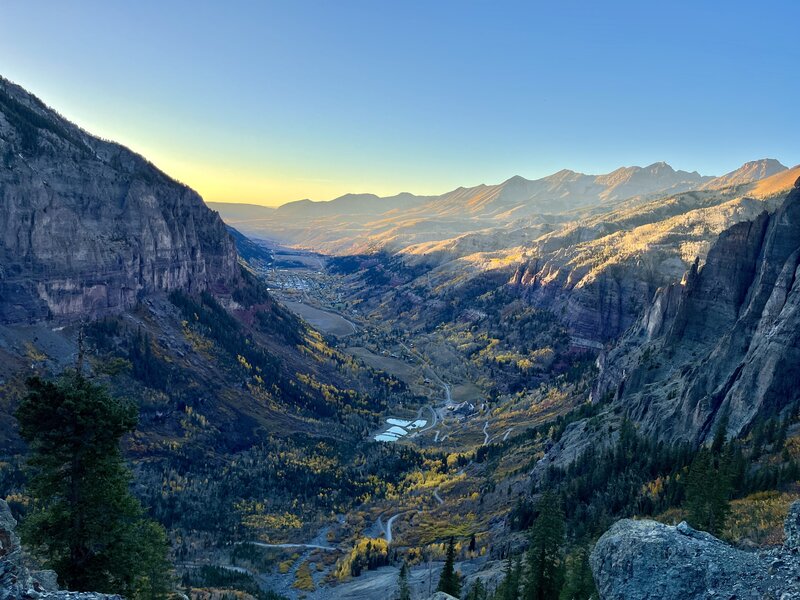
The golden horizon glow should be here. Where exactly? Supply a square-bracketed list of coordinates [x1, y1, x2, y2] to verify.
[1, 3, 797, 210]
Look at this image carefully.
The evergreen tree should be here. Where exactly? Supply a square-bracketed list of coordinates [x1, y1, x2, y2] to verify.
[684, 445, 733, 536]
[559, 544, 596, 600]
[466, 577, 488, 600]
[437, 537, 461, 597]
[710, 412, 729, 454]
[498, 555, 523, 600]
[16, 373, 171, 598]
[494, 555, 510, 600]
[511, 555, 523, 600]
[524, 492, 565, 600]
[495, 554, 524, 600]
[397, 561, 411, 600]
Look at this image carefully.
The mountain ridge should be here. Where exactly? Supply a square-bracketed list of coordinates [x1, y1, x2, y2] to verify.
[591, 175, 800, 443]
[0, 75, 239, 324]
[211, 159, 791, 257]
[216, 161, 715, 221]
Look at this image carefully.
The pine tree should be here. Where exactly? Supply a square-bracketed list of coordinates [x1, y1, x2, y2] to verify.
[524, 492, 565, 600]
[684, 445, 733, 536]
[559, 544, 596, 600]
[495, 555, 515, 600]
[397, 561, 411, 600]
[710, 411, 729, 454]
[437, 537, 461, 597]
[510, 555, 523, 600]
[16, 373, 171, 598]
[466, 577, 488, 600]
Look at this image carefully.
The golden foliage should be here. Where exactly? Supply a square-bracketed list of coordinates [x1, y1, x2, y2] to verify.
[293, 561, 315, 591]
[334, 537, 389, 581]
[723, 491, 799, 546]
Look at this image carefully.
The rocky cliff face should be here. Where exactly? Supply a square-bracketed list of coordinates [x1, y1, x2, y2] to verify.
[591, 502, 800, 600]
[0, 76, 239, 324]
[593, 177, 800, 444]
[0, 499, 119, 600]
[507, 166, 796, 346]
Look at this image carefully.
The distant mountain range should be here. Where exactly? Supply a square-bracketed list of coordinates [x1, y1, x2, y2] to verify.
[209, 158, 792, 254]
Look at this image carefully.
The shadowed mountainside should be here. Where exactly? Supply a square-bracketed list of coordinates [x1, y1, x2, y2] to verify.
[0, 76, 238, 324]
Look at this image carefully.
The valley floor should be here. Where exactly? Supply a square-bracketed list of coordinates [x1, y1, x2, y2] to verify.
[184, 247, 583, 598]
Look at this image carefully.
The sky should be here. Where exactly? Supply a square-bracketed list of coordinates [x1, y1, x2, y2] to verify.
[1, 1, 798, 206]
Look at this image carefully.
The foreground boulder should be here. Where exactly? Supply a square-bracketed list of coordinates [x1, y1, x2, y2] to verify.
[591, 501, 800, 599]
[0, 499, 119, 600]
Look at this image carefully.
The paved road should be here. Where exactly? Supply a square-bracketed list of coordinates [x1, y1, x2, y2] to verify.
[385, 513, 401, 543]
[482, 421, 490, 446]
[376, 512, 405, 544]
[416, 404, 438, 432]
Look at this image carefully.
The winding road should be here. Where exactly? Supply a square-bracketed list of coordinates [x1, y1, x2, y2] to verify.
[376, 512, 405, 544]
[385, 513, 401, 544]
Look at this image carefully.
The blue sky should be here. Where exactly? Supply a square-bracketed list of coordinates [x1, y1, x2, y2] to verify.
[1, 1, 798, 205]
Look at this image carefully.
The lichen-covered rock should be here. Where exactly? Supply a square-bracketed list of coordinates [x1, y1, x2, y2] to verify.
[425, 594, 459, 600]
[0, 76, 239, 324]
[0, 499, 120, 600]
[591, 503, 800, 599]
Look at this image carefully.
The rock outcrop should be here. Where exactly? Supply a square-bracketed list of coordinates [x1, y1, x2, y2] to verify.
[594, 177, 800, 443]
[591, 502, 800, 599]
[0, 76, 239, 324]
[511, 182, 792, 345]
[0, 499, 119, 600]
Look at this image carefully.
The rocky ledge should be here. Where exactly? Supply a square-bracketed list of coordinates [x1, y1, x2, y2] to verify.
[591, 501, 800, 599]
[0, 500, 119, 600]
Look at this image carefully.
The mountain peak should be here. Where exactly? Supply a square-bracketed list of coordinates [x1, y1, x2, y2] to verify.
[639, 161, 677, 175]
[700, 158, 788, 190]
[503, 174, 531, 185]
[742, 157, 786, 169]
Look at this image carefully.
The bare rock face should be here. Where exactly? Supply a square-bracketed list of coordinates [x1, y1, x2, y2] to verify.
[0, 499, 120, 600]
[510, 171, 791, 347]
[0, 76, 239, 324]
[591, 502, 800, 600]
[594, 178, 800, 444]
